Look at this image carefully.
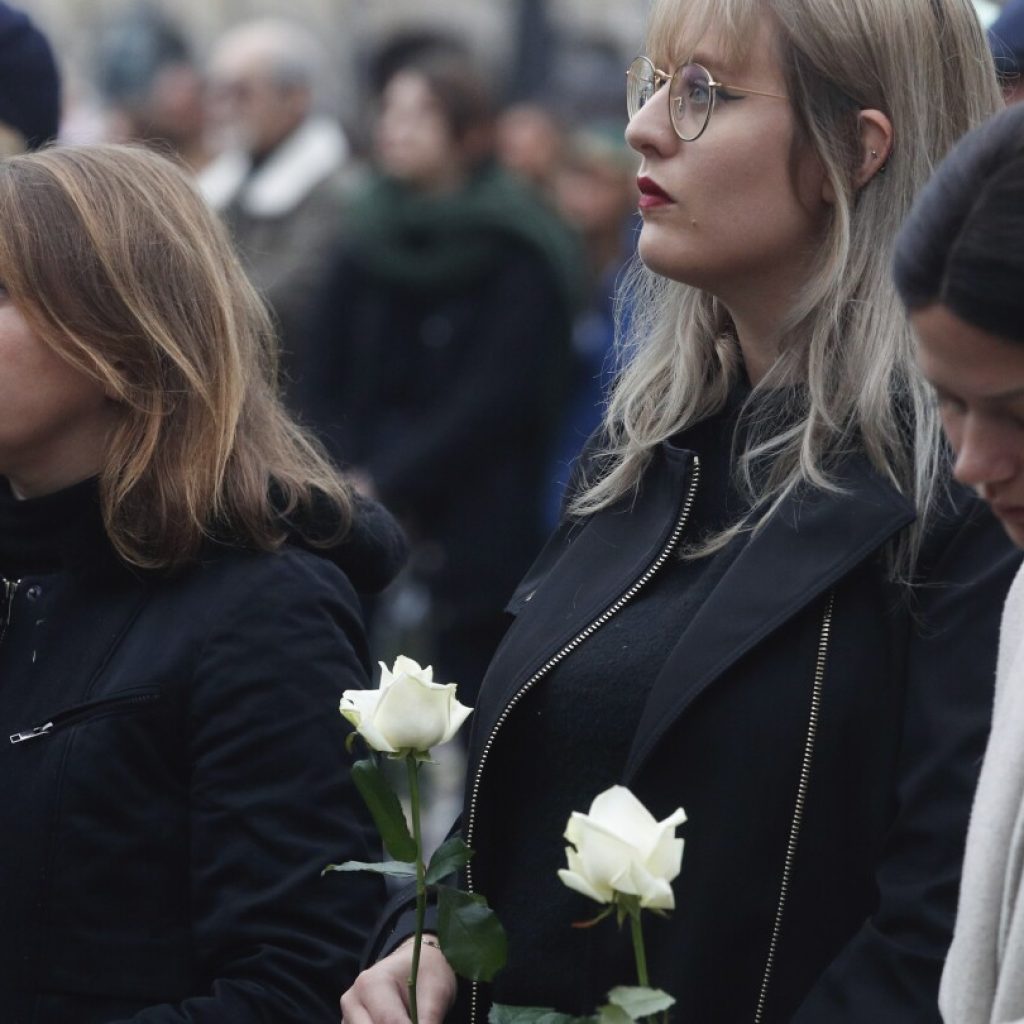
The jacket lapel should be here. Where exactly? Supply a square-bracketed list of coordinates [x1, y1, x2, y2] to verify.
[469, 445, 697, 760]
[623, 453, 915, 780]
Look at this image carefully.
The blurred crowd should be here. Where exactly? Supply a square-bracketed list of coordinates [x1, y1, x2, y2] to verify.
[28, 5, 645, 697]
[9, 0, 1024, 697]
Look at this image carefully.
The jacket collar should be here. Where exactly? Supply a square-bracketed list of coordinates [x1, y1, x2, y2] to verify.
[198, 116, 349, 217]
[623, 443, 914, 778]
[470, 441, 915, 772]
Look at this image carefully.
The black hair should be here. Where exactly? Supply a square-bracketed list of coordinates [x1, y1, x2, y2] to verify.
[894, 102, 1024, 344]
[385, 51, 495, 146]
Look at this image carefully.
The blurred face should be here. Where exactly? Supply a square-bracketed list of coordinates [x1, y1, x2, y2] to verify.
[375, 72, 464, 191]
[207, 57, 307, 158]
[0, 291, 117, 498]
[913, 303, 1024, 547]
[142, 64, 207, 146]
[556, 158, 637, 237]
[496, 105, 562, 188]
[624, 15, 829, 302]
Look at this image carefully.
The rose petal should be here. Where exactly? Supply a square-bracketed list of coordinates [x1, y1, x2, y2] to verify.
[339, 689, 398, 753]
[588, 786, 662, 851]
[558, 866, 612, 905]
[647, 835, 685, 883]
[637, 876, 676, 910]
[373, 671, 452, 751]
[438, 687, 473, 744]
[392, 655, 433, 684]
[573, 817, 647, 892]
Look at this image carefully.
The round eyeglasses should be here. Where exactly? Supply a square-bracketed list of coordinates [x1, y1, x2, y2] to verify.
[626, 56, 787, 142]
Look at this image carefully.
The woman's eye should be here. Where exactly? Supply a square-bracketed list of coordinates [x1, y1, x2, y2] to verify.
[936, 393, 966, 416]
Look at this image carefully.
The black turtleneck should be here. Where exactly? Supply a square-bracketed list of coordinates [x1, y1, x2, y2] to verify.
[0, 477, 107, 579]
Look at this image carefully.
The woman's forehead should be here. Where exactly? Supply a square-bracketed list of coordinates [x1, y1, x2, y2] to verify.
[646, 0, 764, 67]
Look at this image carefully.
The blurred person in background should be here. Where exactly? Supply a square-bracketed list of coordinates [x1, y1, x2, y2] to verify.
[544, 122, 638, 525]
[301, 52, 580, 699]
[0, 1, 59, 156]
[990, 0, 1024, 103]
[95, 6, 210, 172]
[495, 103, 564, 202]
[200, 18, 352, 401]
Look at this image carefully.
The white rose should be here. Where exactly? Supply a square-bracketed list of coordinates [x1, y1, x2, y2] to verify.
[339, 655, 472, 755]
[557, 785, 686, 911]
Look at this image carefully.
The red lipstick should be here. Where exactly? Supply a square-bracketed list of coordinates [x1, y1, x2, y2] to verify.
[637, 176, 673, 209]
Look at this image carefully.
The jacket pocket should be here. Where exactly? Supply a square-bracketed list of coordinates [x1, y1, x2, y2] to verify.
[10, 688, 161, 744]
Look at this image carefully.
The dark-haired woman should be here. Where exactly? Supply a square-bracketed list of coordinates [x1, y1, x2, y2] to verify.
[895, 100, 1024, 1024]
[0, 143, 405, 1022]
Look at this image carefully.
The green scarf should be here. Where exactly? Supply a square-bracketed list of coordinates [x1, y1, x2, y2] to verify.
[344, 163, 584, 319]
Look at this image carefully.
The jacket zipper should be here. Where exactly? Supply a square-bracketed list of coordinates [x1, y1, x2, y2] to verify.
[0, 576, 20, 649]
[464, 455, 701, 1024]
[753, 590, 835, 1024]
[10, 691, 160, 744]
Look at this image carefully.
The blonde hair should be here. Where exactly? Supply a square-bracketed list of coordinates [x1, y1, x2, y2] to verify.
[573, 0, 1001, 576]
[0, 143, 352, 570]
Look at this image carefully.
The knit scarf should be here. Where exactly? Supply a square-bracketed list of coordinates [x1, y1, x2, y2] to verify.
[344, 162, 584, 317]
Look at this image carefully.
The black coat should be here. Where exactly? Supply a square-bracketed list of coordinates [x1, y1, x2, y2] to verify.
[378, 435, 1020, 1023]
[0, 486, 406, 1022]
[300, 238, 570, 628]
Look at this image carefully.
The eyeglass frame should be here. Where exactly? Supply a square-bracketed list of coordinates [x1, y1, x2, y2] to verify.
[626, 55, 787, 142]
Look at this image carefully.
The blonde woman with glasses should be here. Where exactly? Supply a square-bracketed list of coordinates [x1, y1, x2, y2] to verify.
[342, 1, 1019, 1022]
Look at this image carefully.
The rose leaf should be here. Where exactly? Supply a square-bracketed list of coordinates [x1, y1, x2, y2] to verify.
[351, 758, 417, 862]
[437, 885, 508, 982]
[606, 987, 676, 1020]
[425, 836, 475, 885]
[321, 860, 418, 878]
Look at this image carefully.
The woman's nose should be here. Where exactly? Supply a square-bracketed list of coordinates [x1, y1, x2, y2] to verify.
[625, 85, 679, 157]
[952, 415, 1019, 491]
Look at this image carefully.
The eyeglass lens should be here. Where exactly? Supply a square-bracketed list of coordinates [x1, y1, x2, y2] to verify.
[627, 58, 715, 142]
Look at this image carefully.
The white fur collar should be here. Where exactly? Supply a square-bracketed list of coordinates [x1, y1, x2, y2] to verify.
[199, 116, 349, 217]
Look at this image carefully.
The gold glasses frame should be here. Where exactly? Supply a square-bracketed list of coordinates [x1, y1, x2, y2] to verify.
[626, 55, 787, 141]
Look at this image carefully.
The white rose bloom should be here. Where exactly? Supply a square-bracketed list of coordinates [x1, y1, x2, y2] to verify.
[557, 785, 686, 910]
[340, 655, 472, 755]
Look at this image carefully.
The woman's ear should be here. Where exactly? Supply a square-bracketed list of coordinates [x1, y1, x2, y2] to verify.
[854, 108, 893, 189]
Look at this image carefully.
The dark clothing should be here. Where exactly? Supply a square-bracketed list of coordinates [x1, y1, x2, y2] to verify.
[374, 411, 1019, 1022]
[301, 166, 581, 690]
[490, 402, 748, 1006]
[0, 479, 406, 1022]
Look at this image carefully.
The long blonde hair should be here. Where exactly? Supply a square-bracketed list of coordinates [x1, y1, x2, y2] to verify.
[573, 0, 1001, 575]
[0, 144, 352, 570]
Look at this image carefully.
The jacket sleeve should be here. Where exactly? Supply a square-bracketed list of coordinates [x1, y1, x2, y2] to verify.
[790, 501, 1021, 1022]
[110, 551, 385, 1023]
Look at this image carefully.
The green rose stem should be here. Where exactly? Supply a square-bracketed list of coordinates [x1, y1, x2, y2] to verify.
[629, 906, 650, 988]
[406, 753, 427, 1024]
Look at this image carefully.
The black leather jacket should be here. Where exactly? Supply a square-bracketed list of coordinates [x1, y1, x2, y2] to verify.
[425, 436, 1019, 1024]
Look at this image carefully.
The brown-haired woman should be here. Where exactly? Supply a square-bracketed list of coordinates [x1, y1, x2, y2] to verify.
[0, 143, 406, 1021]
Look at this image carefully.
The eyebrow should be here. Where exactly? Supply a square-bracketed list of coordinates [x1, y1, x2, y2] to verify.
[935, 382, 1024, 405]
[689, 50, 733, 75]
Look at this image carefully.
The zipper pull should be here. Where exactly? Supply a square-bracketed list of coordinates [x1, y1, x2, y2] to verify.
[10, 722, 53, 744]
